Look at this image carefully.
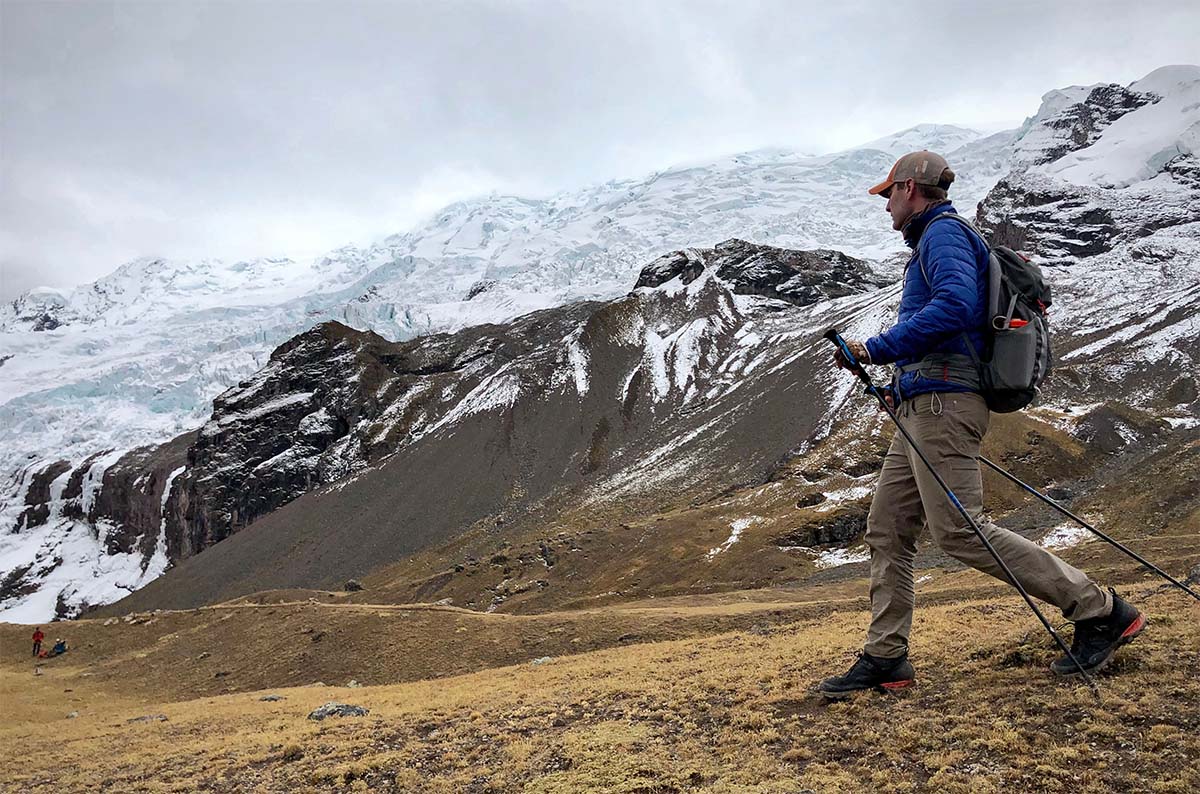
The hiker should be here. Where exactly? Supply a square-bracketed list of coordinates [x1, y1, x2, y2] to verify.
[816, 151, 1146, 698]
[51, 638, 68, 656]
[32, 627, 44, 657]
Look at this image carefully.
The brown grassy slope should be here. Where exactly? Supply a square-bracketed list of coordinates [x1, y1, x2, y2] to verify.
[3, 413, 1194, 792]
[0, 585, 867, 702]
[2, 579, 1197, 794]
[3, 509, 1194, 704]
[338, 409, 1127, 614]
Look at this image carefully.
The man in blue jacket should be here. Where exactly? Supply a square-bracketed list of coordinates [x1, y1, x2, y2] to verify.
[816, 151, 1146, 698]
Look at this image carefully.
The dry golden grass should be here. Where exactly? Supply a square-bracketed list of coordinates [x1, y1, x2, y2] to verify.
[3, 581, 1197, 793]
[3, 414, 1195, 792]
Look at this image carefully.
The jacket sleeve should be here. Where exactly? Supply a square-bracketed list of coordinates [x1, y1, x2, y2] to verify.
[865, 221, 981, 366]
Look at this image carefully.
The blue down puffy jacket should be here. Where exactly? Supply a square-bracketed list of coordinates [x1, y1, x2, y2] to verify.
[864, 201, 989, 401]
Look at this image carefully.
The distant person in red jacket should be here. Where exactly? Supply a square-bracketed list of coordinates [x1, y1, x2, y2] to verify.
[31, 627, 44, 657]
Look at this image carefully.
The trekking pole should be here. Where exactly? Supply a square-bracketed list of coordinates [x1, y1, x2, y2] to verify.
[822, 328, 1101, 697]
[978, 456, 1200, 603]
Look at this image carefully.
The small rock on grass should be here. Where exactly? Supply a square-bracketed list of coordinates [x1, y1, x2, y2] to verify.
[260, 695, 286, 702]
[307, 702, 369, 721]
[127, 714, 168, 724]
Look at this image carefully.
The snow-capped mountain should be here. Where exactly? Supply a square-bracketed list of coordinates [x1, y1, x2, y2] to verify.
[858, 123, 984, 158]
[1, 122, 1005, 465]
[3, 65, 1199, 622]
[981, 65, 1200, 406]
[91, 243, 896, 615]
[0, 122, 1007, 623]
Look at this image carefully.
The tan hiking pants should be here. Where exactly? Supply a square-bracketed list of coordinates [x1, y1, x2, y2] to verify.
[864, 391, 1111, 659]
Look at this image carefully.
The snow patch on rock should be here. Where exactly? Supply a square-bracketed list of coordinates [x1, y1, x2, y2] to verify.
[707, 516, 763, 560]
[1039, 523, 1095, 550]
[813, 546, 871, 569]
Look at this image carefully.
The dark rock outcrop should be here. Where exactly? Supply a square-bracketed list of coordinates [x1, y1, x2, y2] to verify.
[15, 461, 71, 531]
[774, 504, 869, 548]
[0, 563, 38, 603]
[60, 450, 110, 517]
[633, 239, 881, 307]
[1020, 84, 1158, 166]
[31, 314, 61, 332]
[91, 433, 195, 557]
[979, 176, 1119, 257]
[634, 248, 708, 288]
[1, 290, 72, 332]
[173, 322, 400, 554]
[465, 279, 499, 300]
[711, 240, 883, 306]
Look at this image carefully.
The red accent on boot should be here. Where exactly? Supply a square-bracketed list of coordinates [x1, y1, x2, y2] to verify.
[1120, 612, 1147, 640]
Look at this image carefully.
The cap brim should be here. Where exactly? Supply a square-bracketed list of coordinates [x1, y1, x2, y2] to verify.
[867, 179, 893, 196]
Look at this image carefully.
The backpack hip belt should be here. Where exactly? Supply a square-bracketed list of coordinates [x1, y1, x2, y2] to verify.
[895, 353, 983, 396]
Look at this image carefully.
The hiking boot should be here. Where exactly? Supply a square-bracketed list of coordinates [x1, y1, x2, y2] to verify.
[1051, 591, 1147, 676]
[815, 652, 914, 699]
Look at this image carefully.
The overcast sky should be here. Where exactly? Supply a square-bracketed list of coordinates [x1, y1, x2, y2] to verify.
[2, 0, 1197, 300]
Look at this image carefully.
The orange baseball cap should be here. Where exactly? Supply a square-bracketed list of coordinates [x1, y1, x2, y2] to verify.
[868, 150, 953, 196]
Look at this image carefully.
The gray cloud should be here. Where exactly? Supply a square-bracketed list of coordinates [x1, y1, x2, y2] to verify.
[3, 0, 1198, 299]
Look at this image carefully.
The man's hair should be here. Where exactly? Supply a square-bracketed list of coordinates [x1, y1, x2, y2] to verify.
[917, 167, 955, 201]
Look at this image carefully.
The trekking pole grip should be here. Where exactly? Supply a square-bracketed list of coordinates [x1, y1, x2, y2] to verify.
[823, 328, 874, 388]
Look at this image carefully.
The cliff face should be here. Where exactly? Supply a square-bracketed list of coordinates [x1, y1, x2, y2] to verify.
[979, 71, 1200, 263]
[170, 323, 398, 556]
[1012, 83, 1158, 168]
[162, 240, 882, 562]
[96, 240, 896, 613]
[93, 434, 197, 559]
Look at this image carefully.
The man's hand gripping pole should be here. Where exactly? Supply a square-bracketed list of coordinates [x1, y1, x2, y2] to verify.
[824, 328, 880, 392]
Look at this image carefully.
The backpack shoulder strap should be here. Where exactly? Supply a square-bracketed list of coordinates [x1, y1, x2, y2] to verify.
[916, 212, 1000, 317]
[915, 212, 985, 286]
[930, 211, 989, 243]
[913, 212, 997, 367]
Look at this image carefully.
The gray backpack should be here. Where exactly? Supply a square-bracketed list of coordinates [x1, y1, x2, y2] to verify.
[918, 214, 1052, 413]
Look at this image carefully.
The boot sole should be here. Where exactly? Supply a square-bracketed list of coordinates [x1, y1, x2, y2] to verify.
[1053, 612, 1148, 677]
[817, 679, 914, 700]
